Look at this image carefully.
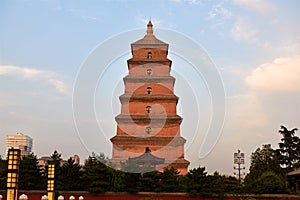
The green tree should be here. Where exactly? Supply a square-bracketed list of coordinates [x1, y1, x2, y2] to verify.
[18, 154, 45, 190]
[158, 167, 180, 192]
[81, 155, 111, 193]
[0, 157, 7, 189]
[245, 144, 285, 193]
[57, 158, 83, 190]
[139, 171, 160, 192]
[107, 167, 125, 192]
[254, 171, 287, 194]
[277, 125, 300, 171]
[185, 166, 207, 195]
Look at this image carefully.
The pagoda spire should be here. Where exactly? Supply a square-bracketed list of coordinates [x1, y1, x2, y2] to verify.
[147, 20, 153, 35]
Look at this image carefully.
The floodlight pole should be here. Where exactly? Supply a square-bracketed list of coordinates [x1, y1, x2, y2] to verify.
[233, 149, 245, 186]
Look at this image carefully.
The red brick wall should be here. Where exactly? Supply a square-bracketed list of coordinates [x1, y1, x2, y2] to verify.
[2, 192, 299, 200]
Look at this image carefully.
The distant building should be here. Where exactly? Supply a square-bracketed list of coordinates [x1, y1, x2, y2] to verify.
[38, 156, 52, 170]
[6, 132, 33, 157]
[70, 154, 80, 165]
[38, 155, 80, 171]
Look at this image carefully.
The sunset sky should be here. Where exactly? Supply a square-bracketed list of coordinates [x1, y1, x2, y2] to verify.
[0, 0, 299, 174]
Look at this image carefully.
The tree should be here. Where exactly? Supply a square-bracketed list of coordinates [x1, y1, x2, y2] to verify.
[0, 157, 7, 189]
[244, 144, 285, 193]
[57, 158, 83, 190]
[277, 125, 300, 171]
[139, 171, 160, 192]
[81, 155, 112, 193]
[254, 171, 286, 194]
[18, 154, 45, 190]
[158, 167, 180, 192]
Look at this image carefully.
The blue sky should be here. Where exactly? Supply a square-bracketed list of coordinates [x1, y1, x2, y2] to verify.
[0, 0, 300, 174]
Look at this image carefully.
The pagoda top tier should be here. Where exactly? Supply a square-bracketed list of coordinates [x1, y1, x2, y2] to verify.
[131, 21, 169, 58]
[131, 21, 168, 46]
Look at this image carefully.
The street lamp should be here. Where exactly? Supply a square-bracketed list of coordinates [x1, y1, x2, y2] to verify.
[47, 163, 55, 200]
[0, 194, 3, 200]
[233, 149, 245, 186]
[19, 194, 28, 200]
[69, 196, 75, 200]
[7, 148, 21, 200]
[78, 196, 84, 200]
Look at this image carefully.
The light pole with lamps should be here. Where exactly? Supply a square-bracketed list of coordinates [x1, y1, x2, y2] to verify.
[6, 148, 21, 200]
[47, 163, 55, 200]
[41, 195, 48, 200]
[233, 149, 245, 186]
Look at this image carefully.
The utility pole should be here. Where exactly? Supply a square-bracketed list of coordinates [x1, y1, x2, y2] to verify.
[233, 149, 245, 186]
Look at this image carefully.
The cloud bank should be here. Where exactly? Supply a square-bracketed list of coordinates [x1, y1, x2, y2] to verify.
[0, 65, 68, 93]
[246, 57, 300, 92]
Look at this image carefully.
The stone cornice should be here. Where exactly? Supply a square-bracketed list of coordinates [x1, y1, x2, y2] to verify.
[119, 94, 179, 103]
[123, 75, 175, 83]
[115, 114, 182, 124]
[127, 58, 172, 64]
[110, 135, 186, 146]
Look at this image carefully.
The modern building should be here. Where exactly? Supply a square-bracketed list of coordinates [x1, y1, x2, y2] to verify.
[6, 132, 33, 157]
[110, 21, 190, 174]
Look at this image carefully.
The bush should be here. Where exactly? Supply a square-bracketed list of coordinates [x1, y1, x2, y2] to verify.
[254, 171, 287, 194]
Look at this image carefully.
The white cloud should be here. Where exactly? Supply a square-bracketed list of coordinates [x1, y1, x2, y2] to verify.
[209, 2, 232, 20]
[245, 57, 300, 92]
[170, 0, 202, 4]
[231, 18, 257, 41]
[0, 65, 68, 93]
[231, 17, 268, 47]
[233, 0, 275, 14]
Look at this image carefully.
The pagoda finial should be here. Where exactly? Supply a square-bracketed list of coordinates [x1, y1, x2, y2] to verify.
[147, 20, 153, 34]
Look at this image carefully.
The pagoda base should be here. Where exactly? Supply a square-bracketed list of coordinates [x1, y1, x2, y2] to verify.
[109, 157, 189, 175]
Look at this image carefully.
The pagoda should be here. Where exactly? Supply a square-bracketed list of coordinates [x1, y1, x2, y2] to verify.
[110, 21, 190, 174]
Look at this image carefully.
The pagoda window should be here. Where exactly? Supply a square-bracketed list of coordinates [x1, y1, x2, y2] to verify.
[147, 68, 152, 76]
[147, 52, 152, 59]
[146, 106, 151, 114]
[147, 87, 152, 94]
[145, 127, 151, 135]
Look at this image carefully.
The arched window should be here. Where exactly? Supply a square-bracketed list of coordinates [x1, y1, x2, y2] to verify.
[147, 52, 152, 59]
[145, 127, 151, 135]
[146, 87, 152, 94]
[147, 68, 152, 76]
[146, 106, 151, 114]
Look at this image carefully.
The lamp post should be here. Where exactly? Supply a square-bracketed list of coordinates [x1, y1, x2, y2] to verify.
[41, 195, 48, 200]
[78, 196, 84, 200]
[0, 194, 3, 200]
[233, 149, 245, 186]
[6, 148, 21, 200]
[47, 163, 55, 200]
[69, 196, 75, 200]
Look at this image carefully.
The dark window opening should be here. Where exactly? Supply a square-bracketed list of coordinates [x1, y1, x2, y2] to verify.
[145, 127, 151, 135]
[147, 87, 152, 94]
[147, 52, 152, 59]
[146, 106, 151, 114]
[147, 68, 152, 76]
